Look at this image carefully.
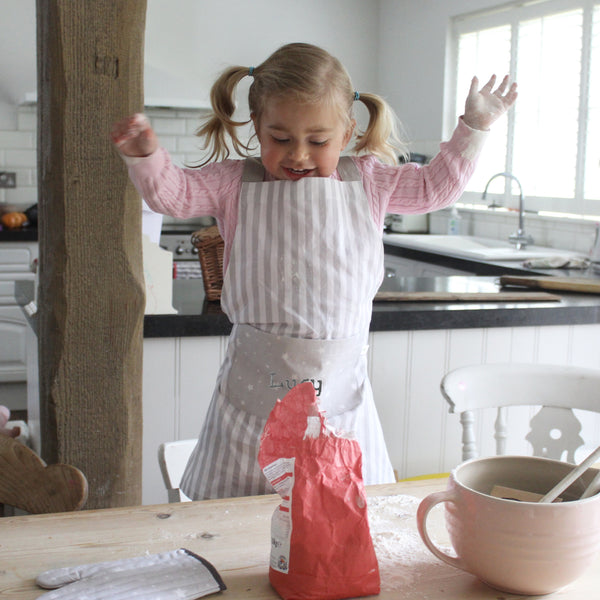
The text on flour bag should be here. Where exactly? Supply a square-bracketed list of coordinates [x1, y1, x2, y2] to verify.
[258, 382, 380, 600]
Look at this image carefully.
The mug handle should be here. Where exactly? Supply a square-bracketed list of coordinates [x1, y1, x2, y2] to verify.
[416, 490, 466, 571]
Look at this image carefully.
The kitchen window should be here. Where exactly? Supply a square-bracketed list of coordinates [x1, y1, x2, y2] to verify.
[450, 0, 600, 219]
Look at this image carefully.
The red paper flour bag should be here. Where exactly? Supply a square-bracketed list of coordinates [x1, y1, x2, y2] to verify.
[258, 382, 380, 600]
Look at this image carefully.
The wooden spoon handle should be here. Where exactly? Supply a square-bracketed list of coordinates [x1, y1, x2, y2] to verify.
[540, 444, 600, 503]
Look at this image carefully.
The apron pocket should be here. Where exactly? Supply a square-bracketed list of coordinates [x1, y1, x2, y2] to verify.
[222, 324, 368, 418]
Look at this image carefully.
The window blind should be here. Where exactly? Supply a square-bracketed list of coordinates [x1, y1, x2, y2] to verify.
[452, 0, 600, 217]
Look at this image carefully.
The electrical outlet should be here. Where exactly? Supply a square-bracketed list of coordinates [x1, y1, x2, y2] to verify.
[0, 172, 16, 188]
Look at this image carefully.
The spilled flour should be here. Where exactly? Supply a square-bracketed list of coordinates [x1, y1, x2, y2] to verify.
[368, 494, 457, 592]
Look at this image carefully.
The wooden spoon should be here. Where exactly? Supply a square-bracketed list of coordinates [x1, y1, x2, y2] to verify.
[540, 444, 600, 503]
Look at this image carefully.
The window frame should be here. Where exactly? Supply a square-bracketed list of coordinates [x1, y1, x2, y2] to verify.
[449, 0, 599, 219]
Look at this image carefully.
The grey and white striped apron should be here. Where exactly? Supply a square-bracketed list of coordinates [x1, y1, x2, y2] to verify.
[180, 157, 395, 500]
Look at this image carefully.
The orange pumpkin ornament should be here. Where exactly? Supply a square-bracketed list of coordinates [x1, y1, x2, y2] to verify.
[1, 212, 28, 229]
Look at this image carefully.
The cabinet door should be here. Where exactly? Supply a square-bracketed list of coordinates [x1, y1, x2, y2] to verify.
[0, 306, 27, 382]
[0, 247, 34, 275]
[0, 280, 16, 303]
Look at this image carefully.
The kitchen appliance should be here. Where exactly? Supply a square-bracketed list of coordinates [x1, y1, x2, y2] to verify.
[386, 152, 431, 233]
[387, 213, 429, 233]
[159, 227, 202, 279]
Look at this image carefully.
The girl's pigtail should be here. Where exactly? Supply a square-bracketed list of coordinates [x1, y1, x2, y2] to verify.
[195, 66, 254, 166]
[353, 92, 408, 165]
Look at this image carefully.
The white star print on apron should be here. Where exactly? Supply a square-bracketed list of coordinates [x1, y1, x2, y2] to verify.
[180, 157, 395, 500]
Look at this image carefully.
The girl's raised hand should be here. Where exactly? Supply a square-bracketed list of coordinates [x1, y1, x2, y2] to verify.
[462, 75, 518, 131]
[110, 113, 158, 157]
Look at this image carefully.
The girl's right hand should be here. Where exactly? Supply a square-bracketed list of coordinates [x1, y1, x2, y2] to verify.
[110, 113, 159, 157]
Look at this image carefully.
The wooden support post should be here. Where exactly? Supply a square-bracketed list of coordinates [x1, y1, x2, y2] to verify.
[36, 0, 147, 508]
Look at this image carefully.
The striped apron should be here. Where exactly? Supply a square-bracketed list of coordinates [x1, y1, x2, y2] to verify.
[180, 157, 395, 500]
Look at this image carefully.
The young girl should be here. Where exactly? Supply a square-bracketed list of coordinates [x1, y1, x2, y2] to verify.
[112, 43, 517, 500]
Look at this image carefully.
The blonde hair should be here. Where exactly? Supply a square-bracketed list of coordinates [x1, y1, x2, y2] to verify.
[195, 43, 406, 166]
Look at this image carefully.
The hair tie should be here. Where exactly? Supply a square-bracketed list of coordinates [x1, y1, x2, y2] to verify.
[354, 91, 360, 101]
[248, 66, 255, 76]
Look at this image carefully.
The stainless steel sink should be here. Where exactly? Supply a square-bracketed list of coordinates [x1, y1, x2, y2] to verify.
[383, 234, 584, 262]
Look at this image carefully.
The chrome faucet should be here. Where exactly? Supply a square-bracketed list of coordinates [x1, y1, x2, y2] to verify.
[482, 172, 534, 250]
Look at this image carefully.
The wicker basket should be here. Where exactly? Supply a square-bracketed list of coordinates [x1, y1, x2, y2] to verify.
[191, 225, 224, 301]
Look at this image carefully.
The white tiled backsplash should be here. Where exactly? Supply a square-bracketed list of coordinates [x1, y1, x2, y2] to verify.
[1, 104, 597, 253]
[0, 106, 37, 208]
[0, 105, 210, 228]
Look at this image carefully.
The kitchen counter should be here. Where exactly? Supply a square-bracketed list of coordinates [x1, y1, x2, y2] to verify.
[141, 236, 600, 338]
[0, 227, 38, 242]
[14, 242, 600, 339]
[143, 274, 600, 337]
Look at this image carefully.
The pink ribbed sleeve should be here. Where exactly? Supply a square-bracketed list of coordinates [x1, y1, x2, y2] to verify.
[124, 118, 487, 268]
[124, 152, 245, 269]
[356, 118, 488, 229]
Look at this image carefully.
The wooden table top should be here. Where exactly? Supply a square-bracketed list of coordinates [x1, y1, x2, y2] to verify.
[1, 478, 598, 599]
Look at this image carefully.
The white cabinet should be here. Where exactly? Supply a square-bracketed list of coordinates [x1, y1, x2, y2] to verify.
[141, 322, 600, 505]
[0, 302, 28, 382]
[0, 242, 38, 410]
[142, 336, 225, 504]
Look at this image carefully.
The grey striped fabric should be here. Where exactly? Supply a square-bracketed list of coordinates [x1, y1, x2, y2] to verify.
[180, 157, 395, 500]
[221, 164, 382, 339]
[181, 374, 394, 499]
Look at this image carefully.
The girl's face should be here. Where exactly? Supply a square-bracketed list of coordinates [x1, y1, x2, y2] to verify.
[253, 97, 355, 181]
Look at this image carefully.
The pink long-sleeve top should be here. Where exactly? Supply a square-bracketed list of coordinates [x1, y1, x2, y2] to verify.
[125, 118, 487, 269]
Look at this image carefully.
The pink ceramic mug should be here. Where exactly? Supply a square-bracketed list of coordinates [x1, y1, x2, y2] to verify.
[417, 455, 600, 595]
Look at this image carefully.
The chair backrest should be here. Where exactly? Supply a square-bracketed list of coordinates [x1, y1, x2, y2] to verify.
[157, 439, 196, 502]
[441, 363, 600, 463]
[0, 435, 88, 515]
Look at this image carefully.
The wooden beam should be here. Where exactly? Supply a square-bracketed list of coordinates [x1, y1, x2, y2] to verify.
[36, 0, 147, 508]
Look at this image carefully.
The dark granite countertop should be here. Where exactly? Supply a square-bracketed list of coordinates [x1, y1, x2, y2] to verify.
[14, 240, 600, 339]
[142, 240, 600, 337]
[0, 227, 38, 242]
[15, 274, 600, 339]
[142, 274, 600, 338]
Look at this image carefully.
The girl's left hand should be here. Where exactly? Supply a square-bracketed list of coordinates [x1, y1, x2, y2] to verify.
[462, 75, 518, 131]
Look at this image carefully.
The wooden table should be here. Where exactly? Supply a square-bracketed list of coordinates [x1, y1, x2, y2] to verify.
[1, 478, 599, 599]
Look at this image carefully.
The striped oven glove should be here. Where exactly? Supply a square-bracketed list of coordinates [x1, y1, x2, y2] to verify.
[35, 548, 226, 600]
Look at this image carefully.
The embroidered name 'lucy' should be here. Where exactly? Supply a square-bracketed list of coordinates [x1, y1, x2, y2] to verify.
[269, 372, 323, 396]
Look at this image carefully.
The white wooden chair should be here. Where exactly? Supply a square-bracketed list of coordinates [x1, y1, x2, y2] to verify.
[157, 439, 197, 502]
[441, 363, 600, 463]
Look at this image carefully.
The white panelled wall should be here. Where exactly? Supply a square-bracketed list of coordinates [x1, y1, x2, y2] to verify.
[142, 322, 600, 505]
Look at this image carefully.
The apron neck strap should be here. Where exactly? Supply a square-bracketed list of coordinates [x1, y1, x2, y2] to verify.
[336, 156, 362, 182]
[242, 158, 265, 182]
